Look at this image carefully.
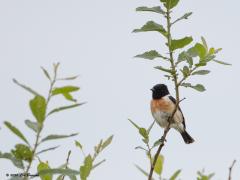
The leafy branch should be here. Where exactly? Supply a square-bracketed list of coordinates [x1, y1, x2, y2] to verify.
[1, 63, 84, 179]
[132, 0, 230, 179]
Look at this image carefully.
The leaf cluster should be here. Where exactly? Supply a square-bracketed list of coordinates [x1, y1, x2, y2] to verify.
[133, 0, 231, 92]
[37, 135, 113, 180]
[0, 63, 113, 180]
[129, 119, 181, 180]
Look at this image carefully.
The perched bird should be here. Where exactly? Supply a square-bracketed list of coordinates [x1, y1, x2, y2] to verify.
[150, 84, 194, 144]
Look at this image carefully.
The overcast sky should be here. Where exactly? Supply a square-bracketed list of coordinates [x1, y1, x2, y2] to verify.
[0, 0, 240, 179]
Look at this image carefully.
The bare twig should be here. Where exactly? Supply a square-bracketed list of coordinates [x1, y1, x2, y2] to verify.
[228, 160, 236, 180]
[61, 150, 72, 180]
[179, 97, 186, 103]
[148, 123, 171, 180]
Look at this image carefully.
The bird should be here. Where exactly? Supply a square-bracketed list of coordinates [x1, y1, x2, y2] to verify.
[150, 84, 194, 144]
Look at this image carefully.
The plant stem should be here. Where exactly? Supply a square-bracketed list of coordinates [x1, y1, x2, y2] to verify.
[228, 160, 236, 180]
[61, 150, 72, 180]
[146, 143, 153, 169]
[178, 66, 197, 86]
[23, 66, 58, 179]
[148, 124, 170, 180]
[24, 129, 41, 179]
[148, 7, 181, 180]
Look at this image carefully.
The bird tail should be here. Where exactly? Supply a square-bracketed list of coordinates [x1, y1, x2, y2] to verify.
[181, 130, 194, 144]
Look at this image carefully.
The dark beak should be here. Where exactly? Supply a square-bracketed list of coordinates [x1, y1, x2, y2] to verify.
[150, 88, 154, 91]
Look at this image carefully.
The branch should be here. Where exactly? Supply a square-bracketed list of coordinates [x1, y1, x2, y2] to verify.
[61, 150, 72, 180]
[148, 123, 170, 180]
[177, 66, 197, 86]
[23, 64, 59, 180]
[228, 160, 236, 180]
[148, 6, 181, 180]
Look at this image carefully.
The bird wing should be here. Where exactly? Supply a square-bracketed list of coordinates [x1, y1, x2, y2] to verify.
[168, 96, 186, 128]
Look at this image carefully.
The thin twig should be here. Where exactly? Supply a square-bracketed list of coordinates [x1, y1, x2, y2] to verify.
[179, 97, 186, 103]
[148, 123, 171, 180]
[61, 150, 72, 180]
[228, 160, 236, 180]
[177, 66, 197, 86]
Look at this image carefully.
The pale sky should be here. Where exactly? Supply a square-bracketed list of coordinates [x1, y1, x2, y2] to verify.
[0, 0, 240, 179]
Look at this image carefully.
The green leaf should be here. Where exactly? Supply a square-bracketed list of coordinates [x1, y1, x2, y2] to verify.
[0, 151, 24, 169]
[52, 86, 80, 95]
[4, 121, 29, 145]
[192, 70, 210, 75]
[170, 37, 193, 51]
[170, 169, 181, 180]
[136, 6, 165, 15]
[128, 119, 140, 130]
[134, 146, 147, 151]
[36, 146, 60, 155]
[52, 86, 80, 102]
[181, 83, 206, 92]
[101, 135, 114, 150]
[154, 155, 164, 175]
[80, 155, 93, 180]
[11, 144, 32, 162]
[135, 50, 167, 60]
[172, 12, 193, 25]
[94, 140, 103, 154]
[208, 48, 215, 55]
[58, 75, 79, 81]
[197, 171, 215, 180]
[92, 159, 106, 170]
[155, 66, 174, 74]
[187, 46, 199, 57]
[41, 133, 78, 143]
[47, 102, 86, 116]
[63, 93, 77, 102]
[213, 60, 231, 66]
[13, 79, 40, 96]
[147, 121, 155, 134]
[29, 96, 46, 124]
[75, 140, 83, 150]
[133, 21, 167, 37]
[41, 67, 51, 81]
[194, 43, 207, 59]
[38, 162, 53, 180]
[182, 66, 190, 77]
[139, 128, 148, 140]
[201, 37, 208, 51]
[177, 51, 193, 67]
[25, 120, 40, 133]
[195, 61, 207, 67]
[193, 84, 206, 92]
[205, 55, 216, 62]
[152, 139, 162, 148]
[38, 168, 79, 176]
[135, 164, 149, 177]
[160, 0, 180, 9]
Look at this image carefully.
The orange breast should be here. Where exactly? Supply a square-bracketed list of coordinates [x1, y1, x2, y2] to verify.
[151, 98, 174, 113]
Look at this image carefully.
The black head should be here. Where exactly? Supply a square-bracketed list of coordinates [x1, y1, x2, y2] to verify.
[151, 84, 169, 99]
